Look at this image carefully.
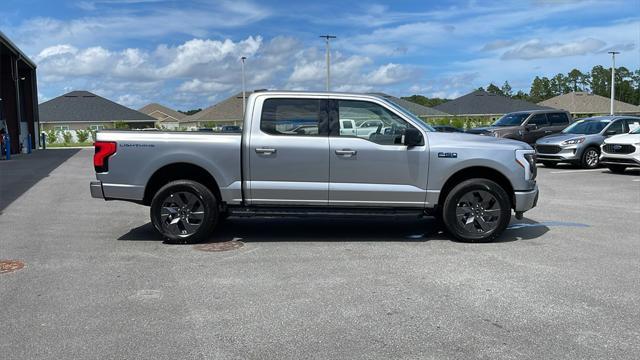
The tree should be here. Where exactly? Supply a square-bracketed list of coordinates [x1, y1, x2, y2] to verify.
[501, 81, 513, 97]
[402, 95, 450, 108]
[550, 73, 570, 96]
[179, 108, 202, 116]
[567, 69, 585, 92]
[590, 65, 610, 97]
[486, 83, 504, 96]
[529, 76, 554, 103]
[512, 90, 529, 101]
[614, 67, 634, 104]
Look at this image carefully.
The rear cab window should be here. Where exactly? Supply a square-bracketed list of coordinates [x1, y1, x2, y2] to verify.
[260, 98, 328, 136]
[548, 113, 570, 125]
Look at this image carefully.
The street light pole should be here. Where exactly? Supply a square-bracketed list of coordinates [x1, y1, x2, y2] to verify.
[608, 51, 620, 115]
[241, 56, 247, 116]
[320, 35, 336, 91]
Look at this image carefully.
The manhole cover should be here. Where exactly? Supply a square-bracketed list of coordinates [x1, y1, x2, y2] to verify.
[193, 240, 244, 252]
[0, 260, 25, 274]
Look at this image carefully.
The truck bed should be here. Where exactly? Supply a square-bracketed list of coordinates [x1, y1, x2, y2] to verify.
[95, 130, 243, 204]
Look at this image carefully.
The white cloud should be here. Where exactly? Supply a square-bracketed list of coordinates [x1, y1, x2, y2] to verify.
[502, 38, 606, 60]
[177, 79, 234, 93]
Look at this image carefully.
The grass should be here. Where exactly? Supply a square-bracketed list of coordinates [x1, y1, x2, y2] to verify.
[47, 142, 94, 148]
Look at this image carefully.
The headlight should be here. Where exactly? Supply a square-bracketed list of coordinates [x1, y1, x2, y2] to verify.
[515, 150, 537, 180]
[561, 137, 585, 145]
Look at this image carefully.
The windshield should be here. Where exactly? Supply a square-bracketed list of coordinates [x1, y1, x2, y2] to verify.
[380, 98, 435, 132]
[492, 113, 530, 127]
[562, 120, 609, 135]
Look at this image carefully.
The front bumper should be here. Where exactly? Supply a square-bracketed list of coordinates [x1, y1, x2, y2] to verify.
[90, 181, 104, 199]
[600, 156, 640, 167]
[514, 185, 539, 212]
[536, 144, 580, 162]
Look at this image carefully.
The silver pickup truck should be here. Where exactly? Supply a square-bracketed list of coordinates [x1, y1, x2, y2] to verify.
[90, 91, 538, 243]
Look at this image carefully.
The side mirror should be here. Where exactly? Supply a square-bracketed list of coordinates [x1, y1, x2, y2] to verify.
[604, 130, 617, 136]
[525, 124, 538, 131]
[403, 128, 423, 147]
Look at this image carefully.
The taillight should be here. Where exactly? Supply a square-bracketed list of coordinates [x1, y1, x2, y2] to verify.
[94, 141, 117, 173]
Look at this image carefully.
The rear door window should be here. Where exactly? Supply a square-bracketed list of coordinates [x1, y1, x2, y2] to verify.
[528, 114, 549, 126]
[260, 98, 328, 136]
[606, 120, 625, 135]
[548, 113, 570, 125]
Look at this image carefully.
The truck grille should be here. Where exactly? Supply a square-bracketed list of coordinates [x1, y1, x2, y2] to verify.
[536, 145, 562, 154]
[602, 144, 635, 154]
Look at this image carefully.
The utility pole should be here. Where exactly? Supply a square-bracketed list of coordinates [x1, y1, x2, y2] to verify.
[240, 56, 247, 116]
[320, 35, 336, 91]
[608, 51, 620, 115]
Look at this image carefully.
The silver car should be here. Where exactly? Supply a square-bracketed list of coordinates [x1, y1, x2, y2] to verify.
[535, 116, 639, 168]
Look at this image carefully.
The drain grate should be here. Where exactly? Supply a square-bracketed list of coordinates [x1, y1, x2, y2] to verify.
[0, 260, 25, 274]
[193, 240, 244, 252]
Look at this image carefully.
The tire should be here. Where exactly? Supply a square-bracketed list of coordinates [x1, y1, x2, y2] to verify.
[607, 165, 627, 174]
[150, 180, 219, 244]
[441, 178, 511, 243]
[580, 147, 600, 169]
[541, 161, 557, 168]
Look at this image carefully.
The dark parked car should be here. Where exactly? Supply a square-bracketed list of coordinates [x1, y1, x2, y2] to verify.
[220, 125, 242, 133]
[433, 125, 464, 133]
[467, 110, 572, 144]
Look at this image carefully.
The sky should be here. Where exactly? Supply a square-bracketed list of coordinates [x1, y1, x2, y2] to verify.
[1, 0, 639, 111]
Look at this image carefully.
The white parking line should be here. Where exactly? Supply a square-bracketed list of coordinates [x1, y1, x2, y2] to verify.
[549, 169, 604, 174]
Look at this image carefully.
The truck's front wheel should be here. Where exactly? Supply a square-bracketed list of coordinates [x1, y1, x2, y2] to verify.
[442, 178, 511, 243]
[150, 180, 219, 244]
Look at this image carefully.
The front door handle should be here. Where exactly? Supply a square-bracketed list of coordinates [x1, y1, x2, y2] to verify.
[335, 149, 357, 156]
[255, 147, 277, 154]
[544, 130, 553, 134]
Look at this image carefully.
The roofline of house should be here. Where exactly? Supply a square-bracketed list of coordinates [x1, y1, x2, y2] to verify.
[40, 119, 156, 124]
[0, 30, 36, 69]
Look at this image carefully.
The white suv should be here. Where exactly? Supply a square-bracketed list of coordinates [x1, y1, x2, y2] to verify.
[600, 118, 640, 173]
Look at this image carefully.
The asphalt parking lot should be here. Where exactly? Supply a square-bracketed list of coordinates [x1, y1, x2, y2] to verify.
[1, 149, 639, 359]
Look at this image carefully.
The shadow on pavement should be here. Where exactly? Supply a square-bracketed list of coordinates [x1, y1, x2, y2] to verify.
[118, 216, 549, 244]
[0, 149, 80, 212]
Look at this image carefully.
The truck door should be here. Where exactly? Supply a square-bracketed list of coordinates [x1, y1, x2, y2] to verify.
[328, 99, 429, 207]
[246, 97, 330, 205]
[523, 113, 550, 143]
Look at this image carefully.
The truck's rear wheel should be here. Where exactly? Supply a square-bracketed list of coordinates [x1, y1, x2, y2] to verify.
[442, 178, 511, 243]
[150, 180, 218, 244]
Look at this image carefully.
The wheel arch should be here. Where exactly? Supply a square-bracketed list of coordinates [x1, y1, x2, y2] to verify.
[437, 166, 515, 209]
[143, 162, 222, 206]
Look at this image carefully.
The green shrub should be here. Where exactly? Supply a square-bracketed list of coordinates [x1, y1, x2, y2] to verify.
[76, 129, 90, 143]
[112, 121, 129, 129]
[62, 131, 72, 144]
[45, 129, 58, 144]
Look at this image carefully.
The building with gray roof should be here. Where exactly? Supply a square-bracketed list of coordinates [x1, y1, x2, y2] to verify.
[539, 92, 640, 116]
[39, 91, 156, 132]
[138, 103, 187, 129]
[433, 89, 550, 116]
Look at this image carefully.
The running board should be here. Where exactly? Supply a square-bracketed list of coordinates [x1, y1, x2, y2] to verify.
[228, 206, 427, 218]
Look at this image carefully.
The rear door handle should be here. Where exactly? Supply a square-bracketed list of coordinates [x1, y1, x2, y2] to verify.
[255, 147, 277, 154]
[335, 149, 357, 156]
[544, 130, 553, 134]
